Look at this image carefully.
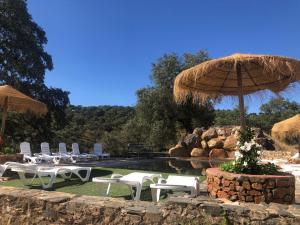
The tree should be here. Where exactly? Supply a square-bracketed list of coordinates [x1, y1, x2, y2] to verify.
[214, 108, 240, 126]
[214, 98, 300, 132]
[123, 51, 215, 150]
[248, 98, 300, 131]
[0, 0, 69, 150]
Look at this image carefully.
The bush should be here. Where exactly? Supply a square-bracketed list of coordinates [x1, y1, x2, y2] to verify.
[220, 126, 279, 175]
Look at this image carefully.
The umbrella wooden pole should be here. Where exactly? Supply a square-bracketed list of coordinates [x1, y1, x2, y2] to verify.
[0, 97, 8, 137]
[236, 63, 246, 130]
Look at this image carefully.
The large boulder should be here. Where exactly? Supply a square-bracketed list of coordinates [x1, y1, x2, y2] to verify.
[255, 138, 275, 150]
[192, 127, 204, 137]
[207, 138, 224, 149]
[223, 135, 238, 151]
[201, 128, 218, 141]
[226, 150, 236, 159]
[183, 133, 201, 150]
[216, 127, 232, 137]
[201, 140, 209, 150]
[209, 148, 228, 159]
[169, 146, 189, 157]
[190, 148, 209, 157]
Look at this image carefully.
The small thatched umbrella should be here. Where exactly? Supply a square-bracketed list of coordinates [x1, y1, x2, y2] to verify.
[272, 114, 300, 142]
[174, 53, 300, 129]
[0, 85, 48, 142]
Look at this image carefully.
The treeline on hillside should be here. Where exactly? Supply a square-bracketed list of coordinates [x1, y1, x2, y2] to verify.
[53, 105, 134, 152]
[214, 98, 300, 132]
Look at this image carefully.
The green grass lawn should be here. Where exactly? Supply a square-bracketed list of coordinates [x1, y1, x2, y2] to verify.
[0, 167, 204, 201]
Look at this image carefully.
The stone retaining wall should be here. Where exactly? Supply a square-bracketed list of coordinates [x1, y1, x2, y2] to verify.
[207, 168, 295, 204]
[0, 186, 299, 225]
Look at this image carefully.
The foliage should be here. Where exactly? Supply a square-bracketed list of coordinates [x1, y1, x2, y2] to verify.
[248, 97, 300, 132]
[220, 127, 279, 175]
[214, 108, 240, 126]
[2, 146, 15, 154]
[215, 98, 300, 134]
[53, 105, 134, 153]
[0, 0, 69, 151]
[122, 51, 215, 151]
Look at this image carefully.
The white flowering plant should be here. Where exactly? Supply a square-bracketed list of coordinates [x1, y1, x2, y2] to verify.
[220, 126, 278, 175]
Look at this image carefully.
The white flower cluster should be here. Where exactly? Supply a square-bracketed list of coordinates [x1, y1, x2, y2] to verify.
[235, 139, 262, 161]
[238, 139, 261, 152]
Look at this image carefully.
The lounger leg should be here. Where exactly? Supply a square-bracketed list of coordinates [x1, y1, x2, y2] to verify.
[190, 188, 196, 197]
[73, 168, 91, 182]
[106, 183, 111, 195]
[0, 166, 6, 177]
[39, 173, 56, 189]
[151, 188, 161, 202]
[134, 184, 142, 200]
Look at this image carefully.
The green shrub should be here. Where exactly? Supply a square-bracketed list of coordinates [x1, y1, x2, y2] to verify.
[220, 126, 279, 175]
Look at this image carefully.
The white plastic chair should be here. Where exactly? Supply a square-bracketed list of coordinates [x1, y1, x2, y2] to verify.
[93, 172, 162, 200]
[19, 142, 41, 164]
[150, 175, 200, 202]
[94, 143, 110, 159]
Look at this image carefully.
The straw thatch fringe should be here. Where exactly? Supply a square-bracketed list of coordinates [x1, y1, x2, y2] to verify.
[174, 53, 300, 104]
[0, 85, 47, 115]
[271, 114, 300, 143]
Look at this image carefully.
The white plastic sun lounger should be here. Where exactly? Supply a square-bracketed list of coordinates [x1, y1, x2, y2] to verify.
[72, 143, 92, 161]
[52, 143, 76, 163]
[20, 142, 42, 164]
[33, 142, 61, 164]
[150, 175, 200, 202]
[93, 143, 110, 159]
[0, 162, 30, 177]
[11, 164, 91, 189]
[92, 172, 162, 200]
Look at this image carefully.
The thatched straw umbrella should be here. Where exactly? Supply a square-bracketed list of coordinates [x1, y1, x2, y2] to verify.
[0, 85, 48, 142]
[174, 53, 300, 129]
[272, 114, 300, 143]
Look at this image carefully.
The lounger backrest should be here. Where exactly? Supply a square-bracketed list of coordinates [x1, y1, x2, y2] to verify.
[166, 175, 199, 186]
[20, 142, 32, 156]
[59, 143, 67, 154]
[41, 142, 51, 155]
[72, 143, 80, 155]
[94, 143, 103, 155]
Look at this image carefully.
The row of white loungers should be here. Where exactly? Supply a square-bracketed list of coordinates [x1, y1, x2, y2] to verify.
[20, 142, 110, 164]
[0, 162, 91, 189]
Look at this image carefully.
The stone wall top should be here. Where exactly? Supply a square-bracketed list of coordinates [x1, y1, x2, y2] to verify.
[206, 167, 295, 179]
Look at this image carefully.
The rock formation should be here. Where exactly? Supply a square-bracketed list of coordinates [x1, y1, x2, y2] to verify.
[169, 126, 275, 158]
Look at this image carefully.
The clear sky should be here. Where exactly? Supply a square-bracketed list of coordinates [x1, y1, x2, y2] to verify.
[27, 0, 300, 112]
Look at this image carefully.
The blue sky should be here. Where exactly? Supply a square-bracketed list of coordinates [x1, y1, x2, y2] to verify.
[27, 0, 300, 112]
